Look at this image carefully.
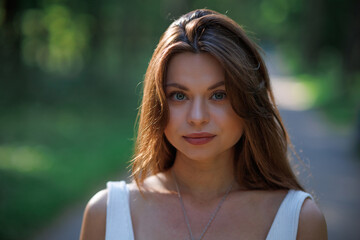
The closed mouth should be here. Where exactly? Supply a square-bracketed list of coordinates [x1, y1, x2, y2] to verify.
[183, 133, 216, 145]
[183, 132, 216, 138]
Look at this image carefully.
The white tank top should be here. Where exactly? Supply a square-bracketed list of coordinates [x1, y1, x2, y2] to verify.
[105, 181, 312, 240]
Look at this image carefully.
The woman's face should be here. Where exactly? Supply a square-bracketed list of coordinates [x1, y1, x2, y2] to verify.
[164, 52, 244, 162]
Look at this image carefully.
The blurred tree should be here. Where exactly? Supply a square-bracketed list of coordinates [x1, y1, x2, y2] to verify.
[300, 0, 360, 98]
[0, 0, 25, 107]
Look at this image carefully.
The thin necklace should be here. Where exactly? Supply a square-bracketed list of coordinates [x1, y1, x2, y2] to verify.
[172, 171, 233, 240]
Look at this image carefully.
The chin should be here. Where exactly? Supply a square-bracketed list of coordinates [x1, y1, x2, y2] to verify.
[178, 147, 222, 162]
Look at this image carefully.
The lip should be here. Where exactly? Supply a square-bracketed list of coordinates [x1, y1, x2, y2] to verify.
[183, 132, 216, 145]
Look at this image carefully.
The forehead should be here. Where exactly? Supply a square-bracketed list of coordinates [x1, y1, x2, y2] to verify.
[166, 52, 225, 87]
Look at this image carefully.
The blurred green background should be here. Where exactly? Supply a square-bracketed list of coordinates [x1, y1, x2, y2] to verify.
[0, 0, 359, 239]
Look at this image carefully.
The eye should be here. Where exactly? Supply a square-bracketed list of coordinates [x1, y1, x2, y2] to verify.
[169, 91, 187, 101]
[211, 91, 227, 100]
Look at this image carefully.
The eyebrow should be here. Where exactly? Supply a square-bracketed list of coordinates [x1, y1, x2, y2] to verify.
[166, 81, 225, 91]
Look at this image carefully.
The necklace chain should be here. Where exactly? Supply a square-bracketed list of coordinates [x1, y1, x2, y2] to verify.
[172, 171, 233, 240]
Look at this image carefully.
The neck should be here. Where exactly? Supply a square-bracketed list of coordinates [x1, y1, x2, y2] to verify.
[169, 150, 238, 201]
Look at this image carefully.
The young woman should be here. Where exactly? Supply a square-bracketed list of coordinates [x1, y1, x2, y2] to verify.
[80, 9, 327, 240]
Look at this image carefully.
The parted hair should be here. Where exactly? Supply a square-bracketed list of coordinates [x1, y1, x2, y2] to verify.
[131, 9, 304, 191]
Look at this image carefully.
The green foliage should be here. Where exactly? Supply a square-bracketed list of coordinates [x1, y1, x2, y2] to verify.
[21, 5, 92, 74]
[0, 104, 135, 239]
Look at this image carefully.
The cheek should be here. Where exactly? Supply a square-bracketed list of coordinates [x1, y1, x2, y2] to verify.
[167, 105, 186, 124]
[164, 106, 184, 137]
[214, 104, 244, 136]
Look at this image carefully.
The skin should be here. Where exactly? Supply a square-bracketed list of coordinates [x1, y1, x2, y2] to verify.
[164, 52, 244, 200]
[80, 52, 327, 240]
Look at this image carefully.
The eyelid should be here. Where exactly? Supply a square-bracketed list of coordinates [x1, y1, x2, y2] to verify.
[211, 89, 227, 95]
[210, 90, 227, 100]
[167, 90, 186, 96]
[166, 86, 189, 93]
[167, 90, 188, 101]
[211, 89, 226, 93]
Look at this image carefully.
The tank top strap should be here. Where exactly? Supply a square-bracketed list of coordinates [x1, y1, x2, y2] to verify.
[105, 181, 135, 240]
[266, 190, 313, 240]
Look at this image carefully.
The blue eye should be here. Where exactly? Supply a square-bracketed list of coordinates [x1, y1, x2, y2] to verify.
[212, 92, 226, 100]
[172, 92, 186, 101]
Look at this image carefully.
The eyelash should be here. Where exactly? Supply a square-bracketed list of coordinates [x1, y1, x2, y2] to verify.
[167, 90, 227, 102]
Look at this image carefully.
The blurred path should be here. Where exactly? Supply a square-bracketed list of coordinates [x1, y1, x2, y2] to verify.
[32, 201, 85, 240]
[280, 109, 360, 240]
[269, 52, 360, 239]
[31, 173, 129, 240]
[32, 55, 360, 240]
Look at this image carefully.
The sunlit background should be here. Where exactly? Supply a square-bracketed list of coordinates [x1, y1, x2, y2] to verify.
[0, 0, 359, 239]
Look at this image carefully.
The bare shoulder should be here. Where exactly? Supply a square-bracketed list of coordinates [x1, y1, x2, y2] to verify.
[79, 189, 108, 240]
[297, 198, 328, 240]
[128, 172, 171, 193]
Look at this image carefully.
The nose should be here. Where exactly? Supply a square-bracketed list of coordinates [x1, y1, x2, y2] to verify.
[187, 97, 209, 126]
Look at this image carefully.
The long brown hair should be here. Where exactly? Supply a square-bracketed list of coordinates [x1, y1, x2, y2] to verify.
[131, 9, 304, 191]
